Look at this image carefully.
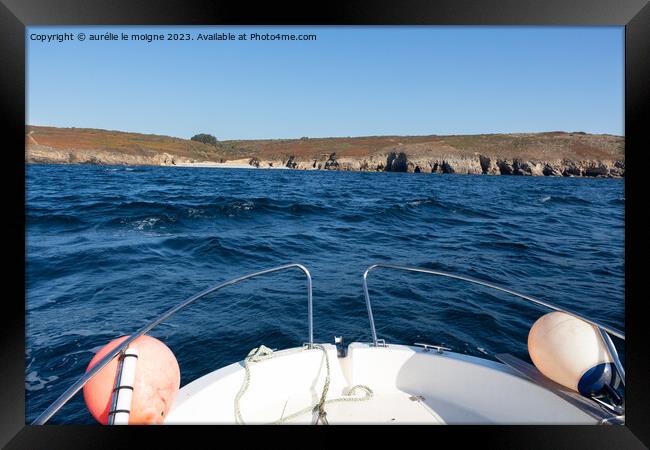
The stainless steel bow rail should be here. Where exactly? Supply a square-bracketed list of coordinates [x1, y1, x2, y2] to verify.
[32, 263, 313, 425]
[361, 263, 625, 387]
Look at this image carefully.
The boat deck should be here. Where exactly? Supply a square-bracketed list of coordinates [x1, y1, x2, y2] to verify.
[164, 343, 600, 424]
[285, 391, 445, 424]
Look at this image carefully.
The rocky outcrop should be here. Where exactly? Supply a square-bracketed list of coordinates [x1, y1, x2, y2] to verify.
[324, 153, 339, 170]
[562, 161, 582, 177]
[385, 152, 409, 172]
[610, 161, 625, 177]
[509, 159, 544, 176]
[284, 155, 298, 168]
[239, 152, 624, 178]
[479, 155, 499, 175]
[543, 163, 563, 176]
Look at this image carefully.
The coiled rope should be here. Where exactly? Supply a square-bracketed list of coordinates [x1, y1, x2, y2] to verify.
[234, 344, 373, 424]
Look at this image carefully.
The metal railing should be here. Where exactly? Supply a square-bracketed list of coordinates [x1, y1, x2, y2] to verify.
[362, 263, 625, 386]
[33, 263, 313, 425]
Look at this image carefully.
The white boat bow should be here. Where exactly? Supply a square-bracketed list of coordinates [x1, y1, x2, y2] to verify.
[32, 263, 625, 425]
[165, 342, 608, 424]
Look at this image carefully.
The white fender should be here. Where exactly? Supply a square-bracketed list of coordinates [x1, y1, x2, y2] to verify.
[528, 311, 612, 394]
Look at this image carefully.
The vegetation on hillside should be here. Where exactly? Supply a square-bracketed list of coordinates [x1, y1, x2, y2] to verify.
[26, 126, 248, 162]
[190, 133, 218, 147]
[25, 125, 624, 165]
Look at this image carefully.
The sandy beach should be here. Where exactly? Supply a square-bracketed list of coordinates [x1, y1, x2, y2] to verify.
[174, 158, 289, 169]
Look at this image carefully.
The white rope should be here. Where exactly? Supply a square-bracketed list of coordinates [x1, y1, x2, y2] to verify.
[233, 344, 373, 425]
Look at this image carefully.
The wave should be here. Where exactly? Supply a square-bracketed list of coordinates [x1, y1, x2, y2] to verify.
[477, 241, 531, 251]
[106, 214, 179, 230]
[27, 213, 87, 226]
[25, 371, 59, 392]
[336, 196, 500, 225]
[538, 195, 592, 206]
[72, 197, 333, 226]
[158, 235, 275, 261]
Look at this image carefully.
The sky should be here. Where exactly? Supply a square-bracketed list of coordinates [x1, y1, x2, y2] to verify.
[26, 26, 624, 140]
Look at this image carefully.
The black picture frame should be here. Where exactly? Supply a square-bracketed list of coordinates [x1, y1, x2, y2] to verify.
[2, 0, 648, 448]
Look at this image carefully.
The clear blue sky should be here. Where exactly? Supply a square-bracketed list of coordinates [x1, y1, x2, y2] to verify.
[27, 26, 624, 140]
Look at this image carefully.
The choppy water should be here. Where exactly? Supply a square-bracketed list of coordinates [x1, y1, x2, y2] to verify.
[26, 164, 625, 423]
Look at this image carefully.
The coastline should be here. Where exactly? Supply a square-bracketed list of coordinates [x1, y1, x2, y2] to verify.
[25, 126, 625, 178]
[25, 159, 626, 178]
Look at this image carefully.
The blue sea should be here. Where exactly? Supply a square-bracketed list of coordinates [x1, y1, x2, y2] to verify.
[25, 164, 625, 423]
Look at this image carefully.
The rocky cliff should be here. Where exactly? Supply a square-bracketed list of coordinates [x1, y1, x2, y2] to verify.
[26, 126, 625, 178]
[258, 151, 625, 178]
